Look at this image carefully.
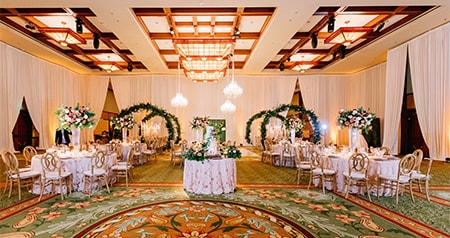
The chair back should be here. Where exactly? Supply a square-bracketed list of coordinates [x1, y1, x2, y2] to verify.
[115, 143, 123, 160]
[126, 146, 135, 166]
[23, 146, 37, 167]
[412, 149, 423, 171]
[309, 151, 322, 169]
[1, 149, 20, 174]
[293, 146, 307, 166]
[282, 142, 294, 157]
[91, 151, 108, 173]
[398, 154, 416, 178]
[109, 141, 117, 152]
[134, 142, 142, 153]
[347, 153, 370, 176]
[41, 153, 62, 178]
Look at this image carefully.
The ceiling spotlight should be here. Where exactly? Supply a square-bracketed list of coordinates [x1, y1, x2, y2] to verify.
[286, 57, 291, 62]
[311, 32, 318, 48]
[327, 16, 335, 33]
[93, 33, 100, 49]
[279, 62, 285, 71]
[127, 62, 133, 72]
[375, 22, 385, 33]
[232, 27, 240, 38]
[339, 45, 346, 59]
[169, 26, 174, 35]
[25, 22, 36, 30]
[75, 17, 83, 34]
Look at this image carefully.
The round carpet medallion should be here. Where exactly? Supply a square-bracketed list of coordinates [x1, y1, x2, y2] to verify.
[78, 200, 313, 237]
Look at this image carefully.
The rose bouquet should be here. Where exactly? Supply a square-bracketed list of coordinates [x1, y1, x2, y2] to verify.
[336, 107, 376, 133]
[55, 103, 96, 130]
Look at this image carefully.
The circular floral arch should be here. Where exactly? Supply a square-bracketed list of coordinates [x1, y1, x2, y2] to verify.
[118, 103, 181, 147]
[245, 104, 321, 146]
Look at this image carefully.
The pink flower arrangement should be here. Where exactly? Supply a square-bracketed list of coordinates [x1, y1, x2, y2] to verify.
[55, 103, 96, 129]
[112, 115, 135, 130]
[190, 116, 209, 129]
[336, 107, 376, 132]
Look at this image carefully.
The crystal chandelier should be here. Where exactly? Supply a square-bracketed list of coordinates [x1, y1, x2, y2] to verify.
[223, 54, 242, 99]
[171, 58, 188, 107]
[220, 99, 236, 113]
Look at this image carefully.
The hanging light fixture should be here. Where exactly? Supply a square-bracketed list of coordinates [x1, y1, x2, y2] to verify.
[39, 21, 86, 47]
[173, 38, 235, 82]
[291, 56, 317, 73]
[94, 55, 123, 73]
[220, 99, 236, 113]
[324, 21, 373, 46]
[223, 54, 243, 99]
[171, 57, 188, 108]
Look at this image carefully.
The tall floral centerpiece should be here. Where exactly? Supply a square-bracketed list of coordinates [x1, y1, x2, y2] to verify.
[336, 107, 376, 150]
[190, 116, 209, 142]
[55, 103, 96, 146]
[112, 115, 135, 141]
[285, 116, 305, 143]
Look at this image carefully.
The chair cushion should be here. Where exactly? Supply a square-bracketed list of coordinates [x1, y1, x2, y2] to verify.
[11, 170, 40, 179]
[343, 172, 365, 179]
[84, 169, 106, 176]
[111, 164, 130, 170]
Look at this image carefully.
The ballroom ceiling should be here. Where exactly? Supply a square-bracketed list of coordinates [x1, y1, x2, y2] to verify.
[0, 1, 448, 77]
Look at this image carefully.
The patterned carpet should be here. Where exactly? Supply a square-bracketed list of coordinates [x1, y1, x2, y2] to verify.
[1, 148, 449, 237]
[1, 186, 449, 238]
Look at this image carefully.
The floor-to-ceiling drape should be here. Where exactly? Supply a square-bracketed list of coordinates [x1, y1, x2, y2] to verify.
[300, 63, 386, 146]
[408, 22, 450, 161]
[382, 44, 408, 155]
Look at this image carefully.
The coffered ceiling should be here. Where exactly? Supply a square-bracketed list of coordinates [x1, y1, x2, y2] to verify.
[0, 1, 448, 77]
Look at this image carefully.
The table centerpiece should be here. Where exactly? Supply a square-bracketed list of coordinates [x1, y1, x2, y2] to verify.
[112, 115, 135, 141]
[336, 107, 376, 150]
[55, 103, 96, 146]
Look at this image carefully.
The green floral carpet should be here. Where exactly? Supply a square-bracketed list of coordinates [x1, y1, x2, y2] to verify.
[1, 186, 447, 238]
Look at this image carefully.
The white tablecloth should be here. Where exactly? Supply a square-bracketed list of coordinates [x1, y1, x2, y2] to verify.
[183, 158, 236, 194]
[316, 153, 400, 195]
[121, 142, 147, 160]
[31, 152, 117, 194]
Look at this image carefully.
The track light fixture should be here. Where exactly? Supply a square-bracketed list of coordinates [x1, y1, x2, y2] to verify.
[127, 62, 133, 72]
[232, 27, 240, 38]
[375, 22, 385, 33]
[93, 33, 100, 49]
[25, 22, 36, 30]
[339, 45, 346, 59]
[279, 62, 285, 71]
[311, 32, 318, 48]
[327, 16, 335, 33]
[75, 17, 83, 34]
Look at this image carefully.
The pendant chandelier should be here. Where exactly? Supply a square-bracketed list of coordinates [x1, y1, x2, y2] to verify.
[220, 99, 236, 113]
[223, 54, 243, 99]
[171, 57, 188, 108]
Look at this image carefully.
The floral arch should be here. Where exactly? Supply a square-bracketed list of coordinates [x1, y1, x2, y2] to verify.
[245, 104, 321, 147]
[118, 103, 181, 147]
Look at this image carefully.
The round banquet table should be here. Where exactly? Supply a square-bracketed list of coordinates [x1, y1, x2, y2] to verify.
[183, 158, 236, 195]
[315, 153, 400, 196]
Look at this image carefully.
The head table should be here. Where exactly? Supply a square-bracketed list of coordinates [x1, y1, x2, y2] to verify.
[31, 150, 117, 194]
[183, 158, 236, 195]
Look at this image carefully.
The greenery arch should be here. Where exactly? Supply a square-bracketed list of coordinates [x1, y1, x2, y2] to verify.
[245, 104, 321, 147]
[118, 102, 181, 147]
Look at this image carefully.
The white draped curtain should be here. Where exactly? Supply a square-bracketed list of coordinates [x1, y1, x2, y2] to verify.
[300, 63, 386, 146]
[408, 23, 450, 161]
[382, 44, 408, 155]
